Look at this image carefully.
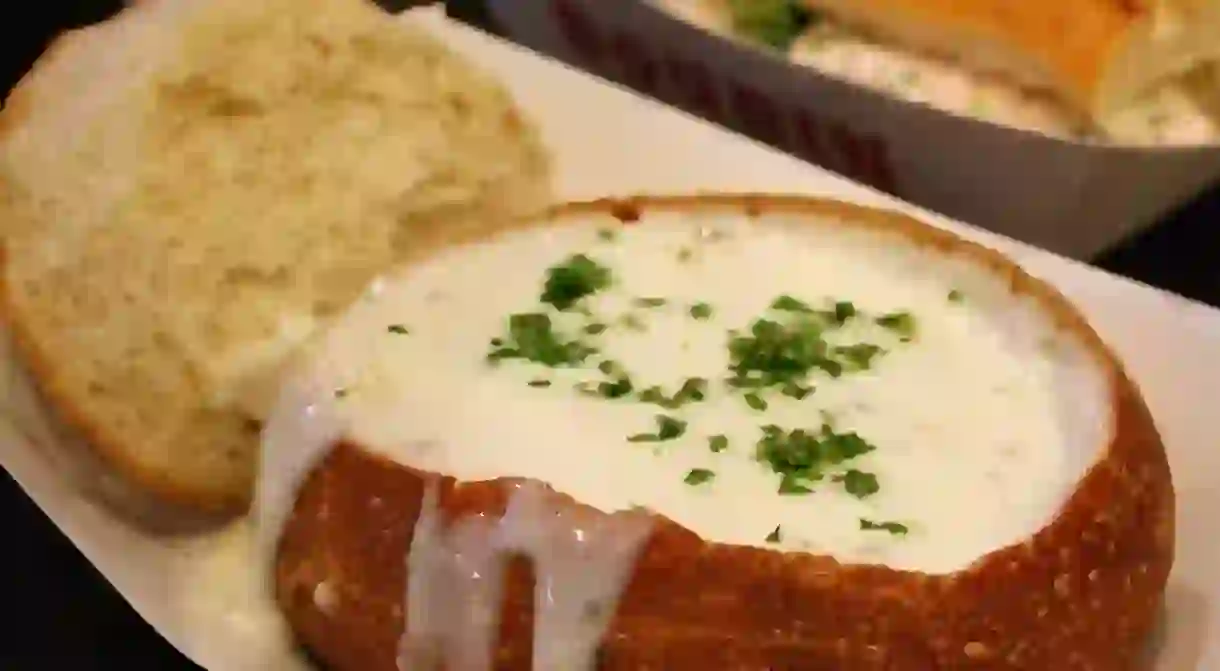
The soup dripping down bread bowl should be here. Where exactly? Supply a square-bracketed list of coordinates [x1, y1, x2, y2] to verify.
[258, 195, 1174, 670]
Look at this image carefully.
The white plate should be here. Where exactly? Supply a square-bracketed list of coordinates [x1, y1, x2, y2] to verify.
[0, 7, 1216, 670]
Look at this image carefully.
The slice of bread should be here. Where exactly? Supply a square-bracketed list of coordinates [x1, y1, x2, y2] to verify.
[0, 0, 553, 513]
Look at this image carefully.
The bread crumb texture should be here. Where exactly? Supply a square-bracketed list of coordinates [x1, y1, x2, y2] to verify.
[0, 0, 552, 511]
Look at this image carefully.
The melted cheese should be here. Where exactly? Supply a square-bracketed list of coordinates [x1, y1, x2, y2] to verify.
[255, 206, 1111, 669]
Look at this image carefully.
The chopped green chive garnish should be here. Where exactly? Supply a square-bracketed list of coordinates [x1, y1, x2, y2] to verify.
[487, 313, 596, 367]
[769, 294, 813, 313]
[778, 473, 814, 495]
[833, 301, 856, 324]
[540, 254, 612, 311]
[584, 322, 608, 335]
[726, 0, 819, 51]
[597, 228, 617, 242]
[619, 313, 646, 332]
[387, 324, 410, 335]
[948, 289, 963, 303]
[765, 525, 783, 543]
[638, 386, 667, 406]
[744, 392, 768, 411]
[636, 378, 707, 409]
[708, 435, 729, 453]
[838, 469, 879, 498]
[528, 379, 552, 388]
[633, 296, 667, 308]
[689, 302, 714, 320]
[726, 314, 841, 390]
[860, 519, 909, 535]
[676, 247, 694, 262]
[835, 343, 884, 371]
[628, 415, 688, 443]
[755, 425, 877, 493]
[597, 376, 634, 399]
[876, 311, 917, 339]
[675, 377, 708, 404]
[780, 382, 813, 400]
[657, 415, 686, 440]
[684, 468, 716, 486]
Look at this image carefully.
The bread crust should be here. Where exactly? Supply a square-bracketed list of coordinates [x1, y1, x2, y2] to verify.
[272, 195, 1175, 670]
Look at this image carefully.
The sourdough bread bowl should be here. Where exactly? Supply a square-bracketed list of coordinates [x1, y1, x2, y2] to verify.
[0, 0, 551, 514]
[659, 0, 1220, 143]
[261, 195, 1175, 670]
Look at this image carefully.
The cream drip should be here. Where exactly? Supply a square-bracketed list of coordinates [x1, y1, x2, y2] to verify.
[398, 479, 653, 671]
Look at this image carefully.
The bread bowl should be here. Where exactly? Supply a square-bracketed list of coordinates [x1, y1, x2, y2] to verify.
[658, 0, 1220, 143]
[258, 194, 1174, 669]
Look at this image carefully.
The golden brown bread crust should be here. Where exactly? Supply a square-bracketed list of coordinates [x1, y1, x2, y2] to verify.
[273, 195, 1175, 670]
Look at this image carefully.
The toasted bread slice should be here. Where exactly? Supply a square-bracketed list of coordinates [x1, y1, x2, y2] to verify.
[0, 0, 552, 513]
[265, 195, 1173, 669]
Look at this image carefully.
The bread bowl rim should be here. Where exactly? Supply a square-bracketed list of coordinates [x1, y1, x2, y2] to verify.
[271, 193, 1176, 668]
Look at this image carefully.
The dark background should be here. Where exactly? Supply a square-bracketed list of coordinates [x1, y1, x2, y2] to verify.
[0, 0, 1217, 668]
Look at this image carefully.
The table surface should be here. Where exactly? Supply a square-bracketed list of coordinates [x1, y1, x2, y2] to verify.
[3, 1, 1219, 667]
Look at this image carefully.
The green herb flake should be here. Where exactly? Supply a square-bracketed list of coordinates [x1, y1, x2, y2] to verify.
[486, 313, 596, 367]
[628, 414, 688, 443]
[726, 311, 847, 391]
[780, 382, 813, 400]
[333, 387, 349, 399]
[754, 425, 877, 489]
[675, 377, 708, 404]
[387, 324, 410, 335]
[765, 525, 783, 543]
[689, 302, 714, 320]
[708, 435, 729, 453]
[832, 300, 857, 324]
[540, 254, 613, 311]
[769, 295, 813, 313]
[676, 247, 694, 263]
[657, 415, 687, 440]
[876, 311, 917, 339]
[726, 0, 819, 51]
[597, 376, 634, 399]
[948, 289, 964, 303]
[684, 468, 716, 486]
[584, 322, 608, 335]
[860, 519, 909, 535]
[839, 469, 880, 498]
[638, 386, 668, 406]
[744, 392, 768, 411]
[619, 313, 647, 332]
[835, 343, 884, 371]
[633, 296, 668, 308]
[527, 379, 553, 388]
[597, 228, 617, 242]
[778, 473, 814, 495]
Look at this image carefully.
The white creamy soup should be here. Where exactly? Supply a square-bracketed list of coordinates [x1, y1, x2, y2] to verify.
[256, 205, 1110, 578]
